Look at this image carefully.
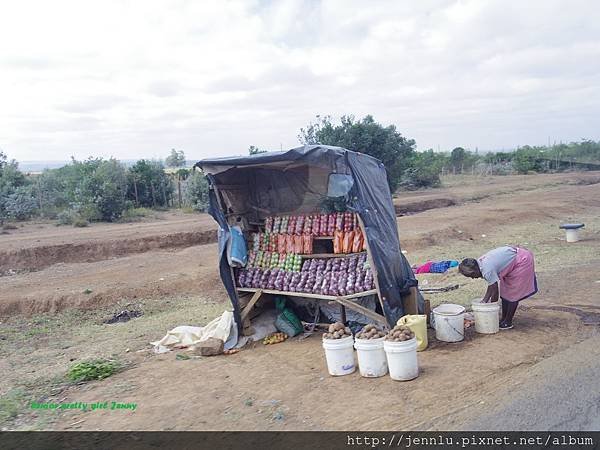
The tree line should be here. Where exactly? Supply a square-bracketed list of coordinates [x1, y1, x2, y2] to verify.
[3, 116, 600, 225]
[0, 149, 208, 225]
[296, 115, 600, 191]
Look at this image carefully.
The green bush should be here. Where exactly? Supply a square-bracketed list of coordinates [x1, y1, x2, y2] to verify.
[4, 186, 38, 220]
[57, 209, 77, 225]
[127, 160, 173, 208]
[184, 172, 209, 211]
[67, 359, 120, 382]
[400, 150, 443, 190]
[119, 207, 153, 222]
[73, 218, 89, 228]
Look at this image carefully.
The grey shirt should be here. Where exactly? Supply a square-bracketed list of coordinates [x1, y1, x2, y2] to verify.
[478, 246, 517, 285]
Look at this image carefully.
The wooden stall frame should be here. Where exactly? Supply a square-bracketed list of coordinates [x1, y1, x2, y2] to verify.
[213, 179, 393, 329]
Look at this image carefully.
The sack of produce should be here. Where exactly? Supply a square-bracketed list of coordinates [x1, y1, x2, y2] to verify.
[335, 212, 343, 231]
[273, 216, 282, 234]
[333, 230, 343, 254]
[319, 213, 328, 236]
[293, 254, 302, 272]
[270, 252, 279, 268]
[287, 216, 296, 234]
[343, 212, 353, 231]
[294, 235, 303, 254]
[251, 269, 262, 288]
[303, 215, 312, 235]
[343, 231, 354, 254]
[352, 229, 363, 253]
[295, 215, 305, 235]
[265, 217, 274, 233]
[327, 213, 336, 236]
[302, 234, 313, 255]
[286, 235, 294, 254]
[274, 269, 285, 291]
[283, 271, 293, 291]
[274, 297, 303, 337]
[269, 234, 277, 252]
[266, 268, 278, 289]
[280, 216, 289, 233]
[237, 270, 247, 287]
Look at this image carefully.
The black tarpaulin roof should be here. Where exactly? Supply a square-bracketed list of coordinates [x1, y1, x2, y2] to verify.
[197, 145, 418, 330]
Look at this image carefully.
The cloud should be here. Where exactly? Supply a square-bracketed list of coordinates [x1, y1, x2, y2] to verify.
[0, 0, 599, 161]
[147, 80, 181, 97]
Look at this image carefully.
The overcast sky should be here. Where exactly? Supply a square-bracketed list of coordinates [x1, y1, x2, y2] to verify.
[1, 0, 599, 162]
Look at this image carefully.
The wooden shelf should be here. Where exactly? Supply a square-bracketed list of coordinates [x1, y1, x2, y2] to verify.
[237, 287, 377, 301]
[300, 251, 366, 259]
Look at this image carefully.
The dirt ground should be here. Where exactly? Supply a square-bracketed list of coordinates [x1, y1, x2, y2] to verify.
[1, 171, 600, 430]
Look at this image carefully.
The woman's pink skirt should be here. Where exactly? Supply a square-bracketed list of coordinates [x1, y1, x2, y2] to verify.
[498, 247, 538, 302]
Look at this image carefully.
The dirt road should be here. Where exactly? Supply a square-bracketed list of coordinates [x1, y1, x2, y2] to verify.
[1, 172, 600, 430]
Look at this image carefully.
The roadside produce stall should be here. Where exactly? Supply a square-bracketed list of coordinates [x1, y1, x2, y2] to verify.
[196, 145, 420, 333]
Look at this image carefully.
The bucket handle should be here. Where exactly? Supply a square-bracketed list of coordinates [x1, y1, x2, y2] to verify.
[443, 317, 464, 338]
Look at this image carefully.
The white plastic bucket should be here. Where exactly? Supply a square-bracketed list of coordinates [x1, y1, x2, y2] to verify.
[433, 304, 465, 342]
[354, 337, 388, 378]
[322, 335, 356, 376]
[565, 229, 580, 243]
[383, 338, 419, 381]
[471, 299, 500, 334]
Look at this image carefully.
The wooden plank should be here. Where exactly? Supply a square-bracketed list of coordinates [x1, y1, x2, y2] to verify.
[236, 287, 377, 301]
[240, 289, 264, 322]
[300, 252, 366, 259]
[403, 286, 418, 315]
[355, 215, 389, 327]
[333, 297, 388, 326]
[424, 299, 431, 326]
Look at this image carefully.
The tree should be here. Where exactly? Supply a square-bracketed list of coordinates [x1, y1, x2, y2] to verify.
[166, 149, 186, 168]
[0, 151, 28, 224]
[127, 160, 173, 208]
[401, 150, 444, 189]
[450, 147, 467, 173]
[184, 171, 209, 211]
[248, 145, 266, 155]
[299, 115, 416, 192]
[513, 146, 543, 174]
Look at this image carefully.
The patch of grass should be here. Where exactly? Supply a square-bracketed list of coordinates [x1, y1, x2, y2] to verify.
[24, 326, 51, 338]
[0, 389, 24, 422]
[67, 359, 121, 382]
[180, 206, 197, 214]
[72, 219, 89, 228]
[118, 207, 155, 223]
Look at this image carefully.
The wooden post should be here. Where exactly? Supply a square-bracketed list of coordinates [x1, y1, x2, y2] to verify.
[240, 289, 264, 322]
[355, 214, 390, 327]
[403, 286, 418, 315]
[340, 304, 347, 324]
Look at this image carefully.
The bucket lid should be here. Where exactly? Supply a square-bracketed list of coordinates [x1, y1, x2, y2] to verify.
[433, 303, 465, 316]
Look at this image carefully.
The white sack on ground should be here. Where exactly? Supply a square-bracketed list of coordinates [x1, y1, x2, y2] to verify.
[151, 310, 237, 353]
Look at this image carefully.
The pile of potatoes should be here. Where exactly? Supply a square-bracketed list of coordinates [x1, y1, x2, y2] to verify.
[263, 332, 288, 345]
[384, 324, 415, 342]
[355, 324, 386, 340]
[322, 322, 352, 340]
